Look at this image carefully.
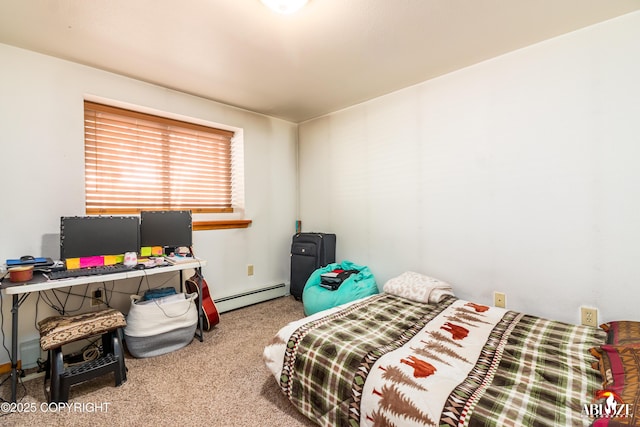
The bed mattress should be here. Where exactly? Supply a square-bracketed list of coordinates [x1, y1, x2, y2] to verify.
[264, 293, 607, 426]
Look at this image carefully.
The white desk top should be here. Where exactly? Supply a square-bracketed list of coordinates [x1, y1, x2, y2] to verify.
[1, 259, 206, 295]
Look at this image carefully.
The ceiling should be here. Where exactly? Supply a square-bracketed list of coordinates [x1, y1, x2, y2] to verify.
[1, 1, 639, 123]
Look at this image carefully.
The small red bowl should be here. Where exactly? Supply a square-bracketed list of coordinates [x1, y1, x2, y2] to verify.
[9, 265, 34, 283]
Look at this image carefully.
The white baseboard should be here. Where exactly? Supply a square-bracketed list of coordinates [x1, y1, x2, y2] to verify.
[214, 283, 287, 313]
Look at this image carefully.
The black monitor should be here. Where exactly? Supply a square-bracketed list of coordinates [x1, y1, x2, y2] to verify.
[60, 216, 140, 260]
[140, 210, 192, 248]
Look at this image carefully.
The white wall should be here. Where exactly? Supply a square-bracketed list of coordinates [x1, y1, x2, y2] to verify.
[0, 44, 298, 364]
[298, 12, 640, 325]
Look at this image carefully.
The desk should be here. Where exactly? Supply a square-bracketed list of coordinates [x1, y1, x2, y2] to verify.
[1, 259, 206, 403]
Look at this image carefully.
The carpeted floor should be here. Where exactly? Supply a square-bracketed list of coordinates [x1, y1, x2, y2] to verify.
[0, 295, 317, 426]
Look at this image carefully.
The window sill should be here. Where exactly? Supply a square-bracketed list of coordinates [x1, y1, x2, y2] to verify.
[193, 220, 252, 231]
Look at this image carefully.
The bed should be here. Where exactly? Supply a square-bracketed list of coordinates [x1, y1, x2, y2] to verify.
[264, 272, 640, 427]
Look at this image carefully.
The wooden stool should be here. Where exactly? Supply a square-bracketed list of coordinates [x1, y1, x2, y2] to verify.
[38, 308, 127, 403]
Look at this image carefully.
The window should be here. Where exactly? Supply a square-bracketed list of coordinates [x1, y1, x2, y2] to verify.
[84, 101, 243, 215]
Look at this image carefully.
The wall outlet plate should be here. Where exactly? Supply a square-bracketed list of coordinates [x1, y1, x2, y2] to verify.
[581, 306, 598, 327]
[494, 292, 506, 308]
[91, 289, 104, 306]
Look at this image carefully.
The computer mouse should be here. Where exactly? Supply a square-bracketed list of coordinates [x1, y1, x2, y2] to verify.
[20, 255, 35, 262]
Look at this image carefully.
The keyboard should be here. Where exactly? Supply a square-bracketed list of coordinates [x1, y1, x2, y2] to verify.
[48, 264, 133, 280]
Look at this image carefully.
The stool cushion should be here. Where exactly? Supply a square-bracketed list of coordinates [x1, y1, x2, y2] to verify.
[39, 309, 126, 351]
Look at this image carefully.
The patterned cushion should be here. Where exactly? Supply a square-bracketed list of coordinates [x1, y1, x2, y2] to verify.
[590, 345, 640, 426]
[600, 321, 640, 345]
[38, 308, 126, 350]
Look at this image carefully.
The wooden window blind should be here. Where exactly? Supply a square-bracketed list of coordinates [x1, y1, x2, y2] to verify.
[84, 101, 236, 214]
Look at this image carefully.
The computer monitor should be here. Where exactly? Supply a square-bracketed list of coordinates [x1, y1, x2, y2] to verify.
[139, 210, 193, 248]
[60, 216, 140, 260]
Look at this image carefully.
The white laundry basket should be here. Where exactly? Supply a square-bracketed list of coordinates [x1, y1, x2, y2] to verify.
[124, 292, 198, 358]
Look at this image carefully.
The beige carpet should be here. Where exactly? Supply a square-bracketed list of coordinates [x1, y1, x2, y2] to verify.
[0, 296, 317, 427]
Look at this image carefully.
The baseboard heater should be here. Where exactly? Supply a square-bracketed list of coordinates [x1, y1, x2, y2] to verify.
[214, 283, 287, 313]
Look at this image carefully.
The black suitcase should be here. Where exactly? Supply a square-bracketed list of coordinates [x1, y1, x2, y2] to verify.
[290, 232, 336, 300]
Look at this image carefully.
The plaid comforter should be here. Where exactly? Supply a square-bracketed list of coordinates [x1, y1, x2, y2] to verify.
[264, 294, 606, 427]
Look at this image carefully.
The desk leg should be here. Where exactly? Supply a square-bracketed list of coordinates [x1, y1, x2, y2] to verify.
[10, 294, 19, 403]
[195, 268, 204, 342]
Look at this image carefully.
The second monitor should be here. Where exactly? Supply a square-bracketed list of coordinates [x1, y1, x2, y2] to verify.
[140, 210, 193, 249]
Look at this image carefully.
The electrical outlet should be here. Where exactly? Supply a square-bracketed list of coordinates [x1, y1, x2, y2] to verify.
[247, 264, 254, 276]
[91, 289, 104, 306]
[494, 292, 506, 308]
[581, 306, 598, 327]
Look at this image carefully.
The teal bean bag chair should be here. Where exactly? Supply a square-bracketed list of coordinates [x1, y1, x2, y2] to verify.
[302, 260, 378, 316]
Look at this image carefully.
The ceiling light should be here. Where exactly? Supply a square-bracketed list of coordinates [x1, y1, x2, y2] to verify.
[261, 0, 309, 15]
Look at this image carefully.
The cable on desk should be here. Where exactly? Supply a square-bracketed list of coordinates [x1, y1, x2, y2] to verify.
[132, 270, 182, 298]
[134, 272, 149, 297]
[37, 284, 91, 316]
[33, 283, 108, 334]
